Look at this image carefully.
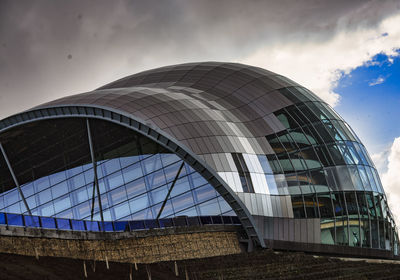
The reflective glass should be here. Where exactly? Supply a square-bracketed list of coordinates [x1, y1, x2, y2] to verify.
[0, 118, 235, 225]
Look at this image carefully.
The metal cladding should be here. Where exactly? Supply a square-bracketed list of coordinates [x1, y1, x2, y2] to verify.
[0, 62, 398, 255]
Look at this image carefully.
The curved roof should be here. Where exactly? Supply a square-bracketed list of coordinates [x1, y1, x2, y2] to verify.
[0, 62, 392, 253]
[34, 62, 312, 160]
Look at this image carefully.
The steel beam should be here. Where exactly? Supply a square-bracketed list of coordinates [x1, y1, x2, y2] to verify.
[86, 119, 105, 228]
[156, 161, 185, 220]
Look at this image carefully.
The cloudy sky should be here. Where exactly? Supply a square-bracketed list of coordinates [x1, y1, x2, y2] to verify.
[1, 0, 400, 221]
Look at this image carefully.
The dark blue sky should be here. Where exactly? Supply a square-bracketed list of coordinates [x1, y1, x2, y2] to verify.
[335, 51, 400, 154]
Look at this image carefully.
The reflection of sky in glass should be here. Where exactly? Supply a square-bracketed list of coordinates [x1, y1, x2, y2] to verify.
[0, 153, 233, 221]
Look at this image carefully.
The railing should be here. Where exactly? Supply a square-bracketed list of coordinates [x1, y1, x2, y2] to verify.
[0, 212, 241, 233]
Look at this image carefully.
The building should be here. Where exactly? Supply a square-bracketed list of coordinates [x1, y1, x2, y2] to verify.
[0, 62, 397, 261]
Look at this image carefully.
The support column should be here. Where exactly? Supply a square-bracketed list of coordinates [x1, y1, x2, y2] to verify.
[156, 161, 185, 220]
[86, 119, 105, 229]
[0, 142, 32, 215]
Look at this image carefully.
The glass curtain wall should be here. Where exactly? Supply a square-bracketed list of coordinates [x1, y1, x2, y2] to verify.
[262, 86, 397, 251]
[0, 118, 234, 221]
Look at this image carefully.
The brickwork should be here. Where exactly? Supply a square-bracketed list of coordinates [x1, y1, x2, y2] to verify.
[0, 228, 242, 264]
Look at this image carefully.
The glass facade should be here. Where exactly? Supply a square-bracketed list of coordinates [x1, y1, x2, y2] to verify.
[0, 61, 396, 256]
[260, 86, 397, 250]
[0, 118, 234, 222]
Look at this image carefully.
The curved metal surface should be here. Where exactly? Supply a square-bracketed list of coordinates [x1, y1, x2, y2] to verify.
[0, 104, 266, 248]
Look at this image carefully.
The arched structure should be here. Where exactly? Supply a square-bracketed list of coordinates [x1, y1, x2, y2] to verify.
[0, 62, 397, 257]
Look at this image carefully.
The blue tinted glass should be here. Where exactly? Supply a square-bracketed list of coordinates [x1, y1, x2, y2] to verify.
[54, 195, 71, 213]
[5, 189, 19, 206]
[122, 162, 143, 183]
[72, 186, 90, 204]
[51, 181, 68, 199]
[7, 214, 23, 226]
[114, 221, 129, 231]
[218, 197, 231, 213]
[353, 143, 368, 165]
[38, 188, 52, 204]
[194, 185, 216, 204]
[145, 169, 166, 190]
[102, 158, 122, 176]
[144, 219, 158, 229]
[24, 215, 40, 227]
[161, 154, 180, 167]
[67, 166, 83, 178]
[142, 154, 163, 174]
[366, 167, 378, 192]
[131, 208, 153, 220]
[372, 169, 384, 193]
[34, 177, 50, 192]
[189, 172, 207, 188]
[125, 177, 146, 198]
[40, 202, 55, 216]
[129, 220, 145, 230]
[56, 218, 71, 230]
[120, 155, 141, 168]
[26, 196, 37, 209]
[152, 200, 174, 218]
[49, 170, 67, 186]
[150, 185, 168, 204]
[129, 194, 149, 214]
[348, 166, 364, 191]
[198, 198, 221, 216]
[170, 177, 191, 197]
[358, 166, 372, 191]
[258, 155, 273, 174]
[159, 218, 173, 228]
[68, 173, 86, 190]
[106, 171, 124, 190]
[114, 201, 131, 220]
[0, 213, 5, 224]
[172, 192, 194, 213]
[71, 220, 85, 231]
[85, 220, 99, 231]
[266, 175, 279, 194]
[41, 217, 56, 229]
[109, 186, 128, 205]
[99, 221, 114, 232]
[163, 161, 186, 182]
[21, 182, 34, 197]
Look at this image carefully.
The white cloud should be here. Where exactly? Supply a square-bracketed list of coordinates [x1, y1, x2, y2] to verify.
[369, 75, 386, 86]
[241, 12, 400, 107]
[379, 137, 400, 225]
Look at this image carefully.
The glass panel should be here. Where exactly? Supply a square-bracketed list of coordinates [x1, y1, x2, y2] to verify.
[303, 194, 319, 218]
[321, 218, 335, 245]
[318, 193, 334, 218]
[291, 195, 305, 218]
[7, 213, 23, 226]
[24, 215, 40, 227]
[71, 220, 85, 231]
[41, 217, 56, 229]
[57, 218, 71, 230]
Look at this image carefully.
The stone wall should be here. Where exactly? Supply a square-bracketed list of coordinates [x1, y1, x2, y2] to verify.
[0, 225, 242, 263]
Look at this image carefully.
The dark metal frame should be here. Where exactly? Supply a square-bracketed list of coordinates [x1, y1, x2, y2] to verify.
[0, 104, 265, 248]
